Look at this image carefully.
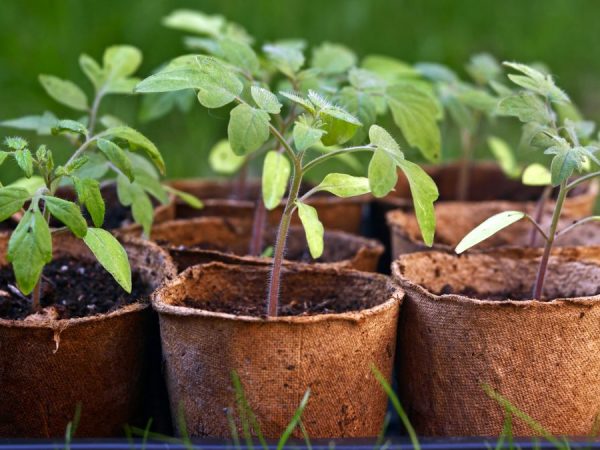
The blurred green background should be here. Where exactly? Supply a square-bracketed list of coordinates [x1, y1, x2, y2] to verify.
[1, 0, 600, 180]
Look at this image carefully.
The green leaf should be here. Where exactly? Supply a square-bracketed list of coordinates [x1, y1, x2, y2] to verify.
[313, 173, 370, 198]
[503, 62, 569, 103]
[103, 45, 142, 81]
[279, 91, 315, 114]
[38, 75, 89, 111]
[83, 228, 132, 293]
[52, 119, 88, 137]
[415, 62, 458, 83]
[208, 139, 246, 174]
[14, 148, 33, 177]
[311, 42, 356, 74]
[522, 163, 551, 186]
[4, 136, 28, 151]
[262, 151, 291, 210]
[0, 151, 8, 167]
[79, 53, 104, 90]
[318, 101, 362, 146]
[251, 86, 282, 114]
[162, 9, 225, 36]
[7, 208, 52, 295]
[136, 56, 243, 109]
[338, 87, 378, 142]
[488, 136, 520, 178]
[138, 91, 195, 123]
[397, 159, 439, 246]
[263, 42, 305, 77]
[369, 125, 404, 161]
[135, 68, 205, 92]
[361, 55, 418, 83]
[456, 211, 526, 254]
[116, 175, 154, 235]
[295, 201, 324, 259]
[73, 177, 105, 227]
[368, 149, 397, 198]
[496, 92, 552, 125]
[466, 53, 501, 85]
[100, 126, 165, 174]
[220, 36, 259, 73]
[293, 120, 325, 151]
[348, 68, 387, 90]
[10, 176, 45, 195]
[0, 111, 58, 135]
[228, 103, 271, 156]
[548, 144, 587, 186]
[386, 83, 441, 162]
[97, 138, 134, 181]
[0, 186, 30, 221]
[43, 196, 88, 238]
[163, 186, 204, 209]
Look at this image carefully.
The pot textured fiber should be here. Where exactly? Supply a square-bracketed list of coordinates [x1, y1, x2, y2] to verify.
[168, 179, 369, 234]
[139, 217, 383, 272]
[392, 247, 600, 436]
[387, 202, 600, 258]
[0, 234, 177, 437]
[152, 262, 402, 438]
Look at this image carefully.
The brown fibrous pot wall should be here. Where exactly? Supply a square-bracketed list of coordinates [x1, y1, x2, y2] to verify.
[127, 217, 383, 272]
[152, 262, 402, 438]
[392, 246, 600, 436]
[0, 234, 177, 437]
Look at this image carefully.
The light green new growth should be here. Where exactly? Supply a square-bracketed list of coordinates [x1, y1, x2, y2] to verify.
[136, 9, 441, 315]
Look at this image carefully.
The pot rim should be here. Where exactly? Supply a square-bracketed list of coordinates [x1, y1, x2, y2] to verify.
[0, 235, 176, 330]
[392, 246, 600, 308]
[151, 216, 384, 250]
[152, 262, 403, 324]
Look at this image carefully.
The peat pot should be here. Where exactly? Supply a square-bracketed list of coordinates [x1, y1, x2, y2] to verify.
[371, 161, 597, 269]
[387, 202, 600, 258]
[168, 178, 370, 234]
[0, 234, 176, 437]
[152, 262, 402, 438]
[134, 217, 383, 273]
[392, 247, 600, 436]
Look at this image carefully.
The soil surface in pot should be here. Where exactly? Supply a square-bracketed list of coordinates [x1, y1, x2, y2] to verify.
[176, 265, 389, 318]
[437, 284, 600, 301]
[181, 291, 373, 317]
[0, 257, 149, 320]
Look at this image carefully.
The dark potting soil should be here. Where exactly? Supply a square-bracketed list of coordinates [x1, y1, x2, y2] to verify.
[437, 284, 600, 301]
[0, 257, 150, 320]
[182, 293, 373, 317]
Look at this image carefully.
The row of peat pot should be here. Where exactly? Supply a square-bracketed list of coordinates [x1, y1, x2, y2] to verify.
[1, 162, 600, 439]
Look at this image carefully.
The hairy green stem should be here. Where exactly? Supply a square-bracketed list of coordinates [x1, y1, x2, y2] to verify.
[566, 170, 600, 191]
[87, 89, 105, 139]
[266, 167, 302, 316]
[302, 145, 374, 173]
[528, 185, 552, 247]
[556, 215, 600, 237]
[532, 181, 567, 299]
